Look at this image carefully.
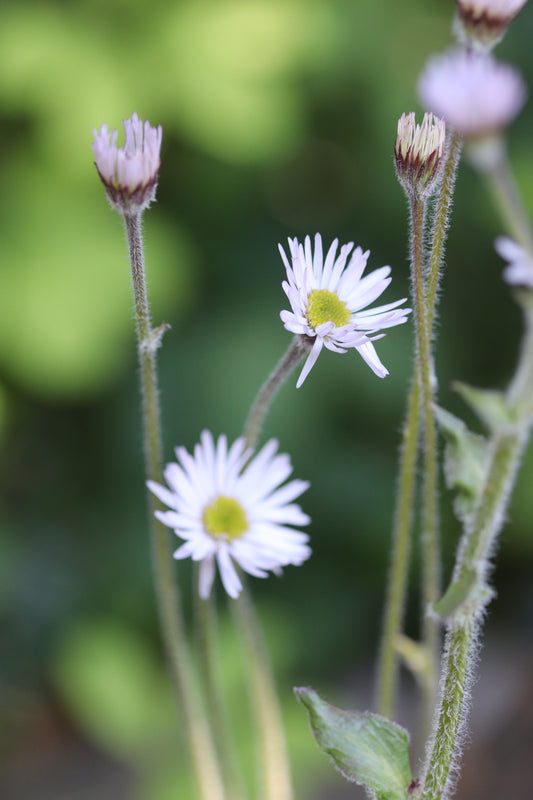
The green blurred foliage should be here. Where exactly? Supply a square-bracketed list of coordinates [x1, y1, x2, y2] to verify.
[1, 0, 533, 797]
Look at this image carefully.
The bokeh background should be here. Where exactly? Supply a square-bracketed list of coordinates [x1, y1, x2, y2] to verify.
[1, 0, 533, 798]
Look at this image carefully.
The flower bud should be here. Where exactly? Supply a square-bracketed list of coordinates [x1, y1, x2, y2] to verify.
[395, 111, 446, 198]
[92, 112, 162, 215]
[454, 0, 528, 52]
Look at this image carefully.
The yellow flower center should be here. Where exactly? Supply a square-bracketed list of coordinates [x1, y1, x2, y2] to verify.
[306, 289, 350, 330]
[202, 495, 248, 541]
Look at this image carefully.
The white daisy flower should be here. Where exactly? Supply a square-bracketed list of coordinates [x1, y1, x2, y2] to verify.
[147, 431, 311, 599]
[495, 236, 533, 288]
[279, 234, 411, 388]
[418, 51, 526, 138]
[92, 112, 162, 214]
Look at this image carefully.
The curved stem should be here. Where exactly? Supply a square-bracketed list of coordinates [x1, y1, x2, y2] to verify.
[232, 586, 293, 800]
[244, 337, 308, 450]
[125, 213, 226, 800]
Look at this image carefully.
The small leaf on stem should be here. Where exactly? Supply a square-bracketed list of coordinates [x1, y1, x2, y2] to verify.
[295, 687, 412, 800]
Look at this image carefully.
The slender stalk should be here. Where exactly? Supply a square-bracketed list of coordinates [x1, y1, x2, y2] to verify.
[409, 196, 440, 732]
[376, 375, 421, 718]
[196, 591, 247, 800]
[124, 213, 226, 800]
[422, 305, 533, 800]
[421, 430, 526, 800]
[482, 150, 533, 252]
[426, 133, 463, 333]
[232, 585, 293, 800]
[244, 336, 309, 450]
[378, 138, 462, 719]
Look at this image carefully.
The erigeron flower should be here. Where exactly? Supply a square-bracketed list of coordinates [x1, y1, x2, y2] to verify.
[147, 431, 311, 599]
[279, 234, 411, 388]
[495, 236, 533, 288]
[418, 51, 526, 139]
[395, 112, 446, 197]
[454, 0, 528, 51]
[92, 112, 162, 214]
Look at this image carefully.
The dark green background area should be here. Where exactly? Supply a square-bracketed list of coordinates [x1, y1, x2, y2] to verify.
[1, 1, 533, 798]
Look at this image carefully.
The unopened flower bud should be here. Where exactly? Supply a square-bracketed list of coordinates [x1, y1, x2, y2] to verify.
[454, 0, 528, 52]
[395, 112, 446, 198]
[92, 112, 162, 215]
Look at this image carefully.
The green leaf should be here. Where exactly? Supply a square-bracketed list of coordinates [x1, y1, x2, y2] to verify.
[434, 405, 489, 521]
[295, 687, 412, 800]
[452, 383, 515, 433]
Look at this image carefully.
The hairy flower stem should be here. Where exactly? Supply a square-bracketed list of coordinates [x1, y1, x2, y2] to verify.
[426, 133, 463, 332]
[378, 138, 461, 720]
[232, 585, 293, 800]
[124, 213, 226, 800]
[422, 429, 527, 800]
[196, 592, 247, 800]
[244, 336, 310, 450]
[410, 195, 440, 733]
[377, 374, 421, 718]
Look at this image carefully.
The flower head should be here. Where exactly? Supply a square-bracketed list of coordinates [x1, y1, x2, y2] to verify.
[147, 431, 311, 599]
[279, 234, 411, 387]
[495, 236, 533, 288]
[454, 0, 528, 51]
[395, 112, 446, 197]
[418, 51, 526, 138]
[92, 112, 162, 214]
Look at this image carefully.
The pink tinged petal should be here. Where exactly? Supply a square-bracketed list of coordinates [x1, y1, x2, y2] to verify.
[340, 247, 370, 286]
[356, 341, 389, 377]
[323, 340, 349, 354]
[255, 503, 311, 525]
[173, 540, 200, 560]
[495, 235, 524, 261]
[313, 233, 323, 275]
[321, 238, 339, 284]
[216, 547, 243, 598]
[261, 478, 310, 507]
[354, 297, 409, 319]
[199, 555, 216, 599]
[326, 242, 355, 291]
[147, 480, 178, 509]
[278, 243, 292, 273]
[154, 509, 183, 528]
[296, 337, 324, 388]
[346, 268, 392, 311]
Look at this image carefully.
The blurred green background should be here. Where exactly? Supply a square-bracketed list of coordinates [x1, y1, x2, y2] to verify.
[1, 0, 533, 798]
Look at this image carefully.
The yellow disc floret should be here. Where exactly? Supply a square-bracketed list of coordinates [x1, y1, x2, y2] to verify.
[203, 495, 248, 541]
[306, 289, 350, 330]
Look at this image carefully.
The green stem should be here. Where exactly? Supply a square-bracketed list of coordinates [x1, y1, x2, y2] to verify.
[232, 585, 293, 800]
[377, 138, 461, 719]
[376, 375, 421, 718]
[482, 148, 533, 252]
[244, 336, 309, 450]
[124, 213, 226, 800]
[421, 431, 526, 800]
[410, 196, 440, 733]
[196, 591, 247, 800]
[426, 133, 463, 334]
